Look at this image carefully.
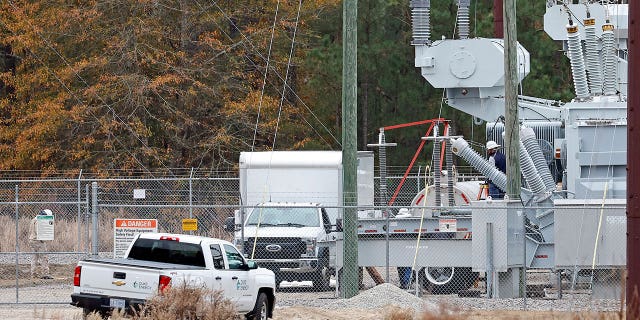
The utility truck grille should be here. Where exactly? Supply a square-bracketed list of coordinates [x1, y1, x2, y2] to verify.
[244, 237, 305, 260]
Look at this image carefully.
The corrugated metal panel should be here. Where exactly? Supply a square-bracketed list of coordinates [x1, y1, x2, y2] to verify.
[486, 121, 564, 163]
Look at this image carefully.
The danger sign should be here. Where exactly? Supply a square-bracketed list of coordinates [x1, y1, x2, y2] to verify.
[114, 219, 158, 258]
[115, 219, 157, 228]
[438, 218, 457, 232]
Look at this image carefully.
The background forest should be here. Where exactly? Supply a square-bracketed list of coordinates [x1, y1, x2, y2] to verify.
[0, 0, 573, 174]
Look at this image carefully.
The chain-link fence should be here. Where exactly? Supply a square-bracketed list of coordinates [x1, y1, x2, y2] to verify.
[0, 175, 626, 314]
[0, 178, 89, 304]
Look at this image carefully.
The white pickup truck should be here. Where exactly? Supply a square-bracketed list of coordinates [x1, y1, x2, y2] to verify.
[225, 202, 337, 291]
[71, 233, 276, 319]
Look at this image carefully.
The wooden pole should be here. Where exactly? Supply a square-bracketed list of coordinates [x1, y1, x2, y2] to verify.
[503, 0, 523, 299]
[342, 0, 359, 299]
[503, 0, 520, 200]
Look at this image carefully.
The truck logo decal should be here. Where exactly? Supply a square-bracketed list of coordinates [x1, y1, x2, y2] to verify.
[133, 281, 152, 290]
[265, 244, 282, 252]
[236, 279, 248, 291]
[112, 280, 126, 286]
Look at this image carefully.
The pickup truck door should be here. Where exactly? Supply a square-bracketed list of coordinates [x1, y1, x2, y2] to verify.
[209, 244, 226, 291]
[216, 244, 254, 311]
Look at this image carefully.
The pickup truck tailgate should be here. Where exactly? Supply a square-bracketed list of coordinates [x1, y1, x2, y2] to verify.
[77, 258, 202, 300]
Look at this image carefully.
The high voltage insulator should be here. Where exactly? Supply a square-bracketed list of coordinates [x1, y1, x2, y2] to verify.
[410, 0, 431, 45]
[518, 140, 546, 194]
[446, 126, 455, 206]
[602, 22, 618, 96]
[584, 18, 603, 96]
[451, 138, 507, 192]
[457, 0, 470, 39]
[432, 124, 441, 207]
[566, 23, 590, 100]
[521, 127, 556, 192]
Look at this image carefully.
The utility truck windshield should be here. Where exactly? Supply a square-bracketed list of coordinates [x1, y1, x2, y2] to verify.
[246, 207, 320, 227]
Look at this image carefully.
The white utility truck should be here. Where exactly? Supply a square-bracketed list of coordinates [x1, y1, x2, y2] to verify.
[228, 202, 336, 290]
[71, 233, 276, 319]
[238, 150, 374, 222]
[229, 151, 374, 290]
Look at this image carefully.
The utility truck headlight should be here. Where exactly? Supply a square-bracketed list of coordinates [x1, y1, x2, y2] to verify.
[303, 238, 316, 257]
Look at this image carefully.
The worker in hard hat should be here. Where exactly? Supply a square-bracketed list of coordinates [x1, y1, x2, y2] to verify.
[486, 140, 506, 199]
[28, 209, 53, 279]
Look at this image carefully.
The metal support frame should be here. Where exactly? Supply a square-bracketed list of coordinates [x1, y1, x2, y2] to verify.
[385, 118, 448, 206]
[367, 129, 397, 282]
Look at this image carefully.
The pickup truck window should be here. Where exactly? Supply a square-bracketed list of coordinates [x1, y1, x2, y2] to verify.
[223, 244, 245, 270]
[245, 207, 320, 227]
[210, 244, 225, 269]
[127, 238, 206, 267]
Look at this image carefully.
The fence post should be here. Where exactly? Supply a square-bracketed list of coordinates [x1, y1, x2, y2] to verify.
[486, 222, 494, 298]
[189, 168, 194, 235]
[14, 184, 19, 303]
[522, 207, 527, 309]
[85, 184, 90, 254]
[92, 182, 98, 257]
[189, 168, 194, 219]
[77, 169, 83, 252]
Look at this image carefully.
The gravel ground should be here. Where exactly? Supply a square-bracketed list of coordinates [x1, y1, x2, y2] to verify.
[0, 280, 623, 311]
[0, 284, 624, 320]
[0, 257, 624, 317]
[275, 286, 621, 313]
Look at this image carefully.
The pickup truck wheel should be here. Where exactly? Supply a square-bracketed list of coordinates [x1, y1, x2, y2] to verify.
[247, 292, 269, 320]
[313, 250, 331, 291]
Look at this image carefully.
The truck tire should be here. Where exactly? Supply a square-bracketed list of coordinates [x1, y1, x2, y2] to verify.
[418, 267, 478, 294]
[313, 250, 331, 291]
[313, 267, 331, 291]
[247, 292, 269, 320]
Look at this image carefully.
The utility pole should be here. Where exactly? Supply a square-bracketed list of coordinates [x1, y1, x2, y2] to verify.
[627, 1, 639, 318]
[342, 0, 359, 299]
[503, 0, 523, 299]
[503, 0, 520, 201]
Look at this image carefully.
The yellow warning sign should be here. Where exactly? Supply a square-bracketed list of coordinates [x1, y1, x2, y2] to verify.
[182, 219, 198, 231]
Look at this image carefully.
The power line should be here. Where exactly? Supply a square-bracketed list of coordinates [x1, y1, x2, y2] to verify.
[205, 0, 341, 148]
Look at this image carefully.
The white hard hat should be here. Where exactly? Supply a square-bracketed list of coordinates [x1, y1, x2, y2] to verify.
[39, 209, 53, 216]
[486, 141, 501, 150]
